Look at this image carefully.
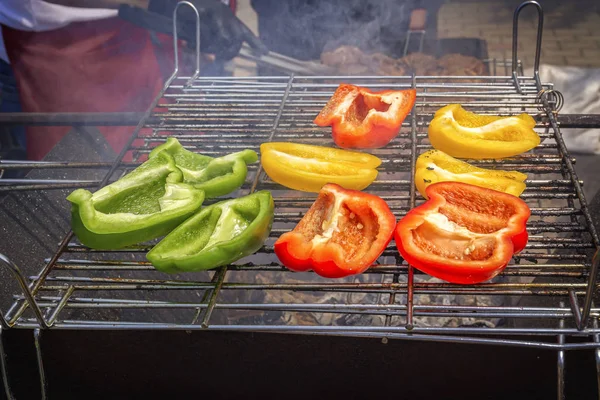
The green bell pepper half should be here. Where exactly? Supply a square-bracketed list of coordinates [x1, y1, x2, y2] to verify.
[67, 151, 205, 250]
[147, 190, 274, 273]
[149, 137, 258, 198]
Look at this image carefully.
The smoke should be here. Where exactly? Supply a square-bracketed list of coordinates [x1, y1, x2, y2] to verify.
[251, 0, 412, 60]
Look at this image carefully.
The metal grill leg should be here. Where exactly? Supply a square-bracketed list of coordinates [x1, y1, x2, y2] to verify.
[557, 345, 565, 400]
[594, 318, 600, 400]
[0, 326, 15, 400]
[34, 329, 47, 400]
[558, 312, 566, 400]
[596, 346, 600, 400]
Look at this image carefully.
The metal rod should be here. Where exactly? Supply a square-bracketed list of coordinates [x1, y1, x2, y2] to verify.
[556, 114, 600, 128]
[16, 295, 592, 315]
[33, 329, 47, 400]
[0, 108, 589, 128]
[0, 179, 104, 185]
[0, 327, 15, 400]
[557, 302, 566, 400]
[35, 276, 597, 296]
[36, 274, 595, 289]
[45, 262, 594, 277]
[406, 74, 418, 330]
[238, 44, 336, 76]
[0, 160, 136, 169]
[0, 254, 48, 328]
[50, 260, 593, 272]
[593, 318, 600, 400]
[569, 290, 583, 329]
[200, 267, 227, 328]
[512, 1, 544, 92]
[540, 95, 600, 328]
[17, 302, 594, 320]
[11, 320, 600, 351]
[249, 74, 294, 193]
[0, 112, 145, 126]
[597, 351, 600, 400]
[172, 1, 200, 77]
[47, 286, 75, 326]
[189, 269, 224, 325]
[584, 251, 600, 328]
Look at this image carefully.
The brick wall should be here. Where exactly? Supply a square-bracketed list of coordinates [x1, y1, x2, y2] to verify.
[437, 1, 600, 68]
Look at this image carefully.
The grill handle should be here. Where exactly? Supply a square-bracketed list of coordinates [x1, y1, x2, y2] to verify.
[512, 0, 544, 94]
[512, 1, 544, 93]
[118, 2, 201, 76]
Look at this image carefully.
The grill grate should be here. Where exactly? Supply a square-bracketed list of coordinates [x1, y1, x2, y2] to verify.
[1, 71, 599, 352]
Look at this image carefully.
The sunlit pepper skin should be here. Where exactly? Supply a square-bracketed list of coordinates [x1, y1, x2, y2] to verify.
[260, 142, 381, 192]
[415, 149, 527, 199]
[428, 104, 540, 159]
[150, 137, 258, 198]
[147, 191, 274, 273]
[68, 151, 204, 250]
[275, 184, 396, 278]
[314, 84, 416, 149]
[395, 182, 531, 284]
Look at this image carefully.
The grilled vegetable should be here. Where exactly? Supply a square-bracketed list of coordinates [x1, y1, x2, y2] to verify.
[415, 149, 527, 199]
[147, 191, 274, 273]
[314, 84, 416, 149]
[68, 151, 205, 250]
[428, 104, 540, 159]
[150, 137, 258, 198]
[274, 184, 396, 278]
[260, 142, 381, 192]
[394, 182, 531, 284]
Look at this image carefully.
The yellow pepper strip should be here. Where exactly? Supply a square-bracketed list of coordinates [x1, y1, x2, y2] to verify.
[415, 149, 527, 199]
[428, 104, 540, 159]
[260, 142, 381, 192]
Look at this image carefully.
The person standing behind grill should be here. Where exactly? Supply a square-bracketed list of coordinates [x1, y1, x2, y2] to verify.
[0, 49, 26, 174]
[0, 0, 265, 161]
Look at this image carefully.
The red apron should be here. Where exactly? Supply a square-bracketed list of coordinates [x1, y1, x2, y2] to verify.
[2, 18, 175, 161]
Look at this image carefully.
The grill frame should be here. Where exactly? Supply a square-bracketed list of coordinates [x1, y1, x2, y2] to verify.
[0, 1, 599, 398]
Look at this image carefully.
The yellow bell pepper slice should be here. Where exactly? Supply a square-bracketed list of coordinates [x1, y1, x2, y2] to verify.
[415, 149, 527, 199]
[428, 104, 540, 159]
[260, 142, 381, 192]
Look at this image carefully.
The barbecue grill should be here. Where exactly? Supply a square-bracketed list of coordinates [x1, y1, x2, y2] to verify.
[0, 1, 599, 398]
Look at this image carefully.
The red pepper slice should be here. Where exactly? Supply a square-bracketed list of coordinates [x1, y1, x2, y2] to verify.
[394, 182, 530, 284]
[274, 183, 396, 278]
[314, 84, 416, 149]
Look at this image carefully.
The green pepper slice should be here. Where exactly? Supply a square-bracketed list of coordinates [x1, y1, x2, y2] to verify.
[149, 137, 258, 198]
[67, 151, 205, 250]
[147, 191, 274, 273]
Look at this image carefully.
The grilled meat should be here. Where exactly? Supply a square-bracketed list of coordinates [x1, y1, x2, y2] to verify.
[320, 45, 487, 76]
[438, 54, 487, 76]
[399, 52, 439, 76]
[320, 46, 365, 69]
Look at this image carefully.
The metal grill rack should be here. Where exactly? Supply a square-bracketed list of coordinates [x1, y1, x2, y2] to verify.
[5, 72, 600, 335]
[0, 0, 599, 397]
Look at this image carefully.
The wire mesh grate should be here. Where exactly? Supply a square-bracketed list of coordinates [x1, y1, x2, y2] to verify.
[0, 71, 599, 350]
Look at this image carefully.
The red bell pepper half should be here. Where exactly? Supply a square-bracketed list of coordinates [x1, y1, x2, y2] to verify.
[274, 183, 396, 278]
[394, 182, 530, 284]
[314, 83, 416, 149]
